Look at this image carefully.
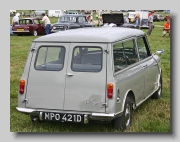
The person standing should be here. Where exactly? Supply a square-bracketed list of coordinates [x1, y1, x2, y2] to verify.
[134, 14, 140, 29]
[147, 10, 154, 36]
[162, 19, 170, 37]
[12, 13, 20, 26]
[86, 15, 90, 22]
[41, 13, 51, 35]
[90, 14, 93, 23]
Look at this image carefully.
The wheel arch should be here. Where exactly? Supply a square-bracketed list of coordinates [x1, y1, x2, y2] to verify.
[121, 90, 136, 111]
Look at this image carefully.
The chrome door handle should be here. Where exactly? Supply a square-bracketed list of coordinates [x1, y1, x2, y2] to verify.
[66, 73, 74, 76]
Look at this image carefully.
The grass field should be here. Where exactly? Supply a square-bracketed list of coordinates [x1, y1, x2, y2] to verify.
[10, 13, 170, 132]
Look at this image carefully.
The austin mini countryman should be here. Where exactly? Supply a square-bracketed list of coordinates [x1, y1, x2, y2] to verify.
[16, 26, 163, 130]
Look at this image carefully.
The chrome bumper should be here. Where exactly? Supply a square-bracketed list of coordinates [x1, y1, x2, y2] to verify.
[12, 30, 30, 33]
[16, 107, 122, 123]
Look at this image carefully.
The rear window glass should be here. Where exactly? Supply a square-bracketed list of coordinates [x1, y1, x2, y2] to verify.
[71, 47, 102, 72]
[35, 46, 65, 71]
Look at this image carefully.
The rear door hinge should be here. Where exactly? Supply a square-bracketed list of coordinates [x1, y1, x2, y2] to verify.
[102, 103, 108, 108]
[104, 50, 109, 54]
[31, 47, 36, 52]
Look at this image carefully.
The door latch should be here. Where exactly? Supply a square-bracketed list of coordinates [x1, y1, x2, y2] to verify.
[22, 98, 28, 104]
[31, 48, 36, 52]
[104, 50, 109, 54]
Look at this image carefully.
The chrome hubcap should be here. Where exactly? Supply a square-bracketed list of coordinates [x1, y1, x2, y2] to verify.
[125, 104, 131, 127]
[34, 31, 37, 36]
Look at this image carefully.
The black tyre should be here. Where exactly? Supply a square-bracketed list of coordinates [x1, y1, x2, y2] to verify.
[151, 74, 162, 99]
[113, 96, 132, 131]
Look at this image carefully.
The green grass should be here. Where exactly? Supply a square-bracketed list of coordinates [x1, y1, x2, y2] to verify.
[10, 15, 170, 132]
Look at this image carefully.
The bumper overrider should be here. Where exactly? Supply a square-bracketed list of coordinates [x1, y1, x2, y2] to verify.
[16, 107, 122, 124]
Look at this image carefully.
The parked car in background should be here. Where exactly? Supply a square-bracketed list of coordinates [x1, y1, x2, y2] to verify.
[16, 26, 163, 131]
[153, 14, 164, 21]
[102, 13, 136, 28]
[123, 16, 136, 28]
[12, 17, 51, 36]
[51, 14, 95, 33]
[127, 12, 137, 23]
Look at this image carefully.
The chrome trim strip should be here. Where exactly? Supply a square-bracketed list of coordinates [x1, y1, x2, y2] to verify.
[115, 111, 123, 116]
[136, 89, 158, 107]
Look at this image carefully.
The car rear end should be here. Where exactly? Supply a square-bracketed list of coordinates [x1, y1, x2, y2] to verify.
[140, 19, 149, 29]
[12, 25, 31, 35]
[16, 36, 120, 124]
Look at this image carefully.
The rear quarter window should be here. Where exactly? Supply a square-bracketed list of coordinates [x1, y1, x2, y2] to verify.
[35, 46, 65, 71]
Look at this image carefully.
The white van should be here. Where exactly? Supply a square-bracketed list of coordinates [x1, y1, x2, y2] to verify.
[136, 11, 153, 29]
[48, 10, 64, 17]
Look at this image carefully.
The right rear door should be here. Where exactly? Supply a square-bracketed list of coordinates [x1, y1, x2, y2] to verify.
[63, 43, 107, 113]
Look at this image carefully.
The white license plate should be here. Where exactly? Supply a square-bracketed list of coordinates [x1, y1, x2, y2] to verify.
[59, 26, 64, 29]
[42, 112, 84, 123]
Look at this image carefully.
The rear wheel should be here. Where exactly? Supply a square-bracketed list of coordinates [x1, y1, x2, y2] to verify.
[113, 96, 132, 131]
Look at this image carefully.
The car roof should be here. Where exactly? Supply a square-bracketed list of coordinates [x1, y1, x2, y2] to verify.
[34, 27, 145, 43]
[20, 18, 42, 20]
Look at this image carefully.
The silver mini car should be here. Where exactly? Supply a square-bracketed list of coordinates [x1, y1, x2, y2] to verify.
[16, 26, 163, 131]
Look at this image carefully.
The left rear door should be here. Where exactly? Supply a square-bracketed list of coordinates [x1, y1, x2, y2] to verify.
[25, 42, 70, 110]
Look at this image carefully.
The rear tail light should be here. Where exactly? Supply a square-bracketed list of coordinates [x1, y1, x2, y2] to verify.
[19, 80, 25, 94]
[107, 83, 114, 99]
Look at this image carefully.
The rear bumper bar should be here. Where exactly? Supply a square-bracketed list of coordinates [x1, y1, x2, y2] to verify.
[16, 107, 122, 123]
[12, 30, 30, 33]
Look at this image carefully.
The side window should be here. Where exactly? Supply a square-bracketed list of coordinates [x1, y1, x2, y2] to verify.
[71, 47, 102, 72]
[137, 37, 151, 61]
[123, 39, 139, 65]
[34, 19, 40, 24]
[78, 17, 84, 23]
[35, 47, 65, 71]
[26, 20, 33, 24]
[113, 39, 139, 73]
[113, 43, 126, 72]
